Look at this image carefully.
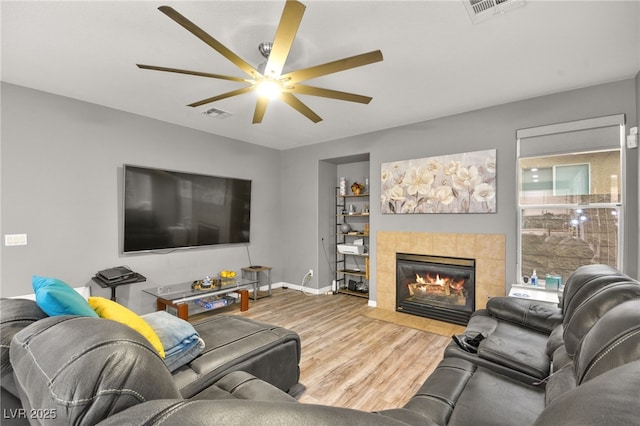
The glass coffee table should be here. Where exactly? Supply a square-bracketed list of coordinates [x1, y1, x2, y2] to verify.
[143, 277, 259, 321]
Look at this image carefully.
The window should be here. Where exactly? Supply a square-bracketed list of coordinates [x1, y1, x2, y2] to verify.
[516, 115, 625, 285]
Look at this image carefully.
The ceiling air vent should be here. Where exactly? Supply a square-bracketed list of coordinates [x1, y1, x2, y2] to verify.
[463, 0, 525, 23]
[202, 107, 232, 119]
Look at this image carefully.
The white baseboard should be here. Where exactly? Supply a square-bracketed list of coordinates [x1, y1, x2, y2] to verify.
[268, 282, 334, 295]
[270, 282, 375, 301]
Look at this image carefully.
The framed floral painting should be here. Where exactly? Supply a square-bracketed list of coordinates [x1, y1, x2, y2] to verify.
[381, 149, 496, 214]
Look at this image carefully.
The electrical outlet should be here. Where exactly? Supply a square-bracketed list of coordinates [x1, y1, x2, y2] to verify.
[308, 269, 313, 277]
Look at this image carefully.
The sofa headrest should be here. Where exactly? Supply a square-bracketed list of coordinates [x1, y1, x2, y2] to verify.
[562, 264, 628, 314]
[563, 281, 640, 357]
[573, 299, 640, 385]
[0, 298, 48, 398]
[10, 315, 181, 425]
[534, 360, 640, 426]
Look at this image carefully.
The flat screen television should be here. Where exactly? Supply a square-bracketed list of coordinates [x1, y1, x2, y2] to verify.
[122, 165, 251, 253]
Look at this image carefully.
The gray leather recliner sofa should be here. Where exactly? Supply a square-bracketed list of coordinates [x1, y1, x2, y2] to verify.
[443, 264, 639, 384]
[1, 298, 301, 425]
[3, 265, 639, 425]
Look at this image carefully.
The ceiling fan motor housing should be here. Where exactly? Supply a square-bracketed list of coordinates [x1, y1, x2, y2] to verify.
[258, 42, 273, 59]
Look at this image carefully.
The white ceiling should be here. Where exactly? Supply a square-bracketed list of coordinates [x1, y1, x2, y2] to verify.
[2, 1, 639, 150]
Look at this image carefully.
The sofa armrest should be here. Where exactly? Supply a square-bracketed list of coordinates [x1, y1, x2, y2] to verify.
[486, 297, 562, 334]
[191, 371, 297, 402]
[1, 298, 48, 400]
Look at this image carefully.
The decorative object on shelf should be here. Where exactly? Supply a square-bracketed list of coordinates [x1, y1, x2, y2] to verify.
[364, 224, 370, 235]
[351, 182, 365, 195]
[340, 223, 352, 233]
[349, 204, 356, 214]
[191, 277, 222, 290]
[202, 276, 212, 288]
[339, 177, 347, 196]
[381, 148, 496, 214]
[545, 275, 562, 290]
[219, 270, 237, 284]
[194, 296, 234, 310]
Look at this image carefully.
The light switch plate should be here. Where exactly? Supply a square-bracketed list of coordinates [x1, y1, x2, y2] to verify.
[5, 234, 28, 246]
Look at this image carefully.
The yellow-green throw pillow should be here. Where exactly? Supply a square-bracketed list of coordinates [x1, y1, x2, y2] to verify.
[88, 297, 165, 358]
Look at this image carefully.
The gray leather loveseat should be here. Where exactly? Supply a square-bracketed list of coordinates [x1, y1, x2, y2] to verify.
[1, 299, 301, 425]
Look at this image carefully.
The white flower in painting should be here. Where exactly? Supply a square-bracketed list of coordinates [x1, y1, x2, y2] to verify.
[388, 185, 406, 200]
[451, 166, 481, 191]
[401, 199, 417, 213]
[391, 163, 404, 180]
[444, 161, 460, 176]
[404, 167, 434, 196]
[425, 159, 443, 174]
[484, 157, 496, 174]
[381, 168, 394, 191]
[434, 185, 455, 205]
[472, 183, 495, 202]
[381, 168, 393, 184]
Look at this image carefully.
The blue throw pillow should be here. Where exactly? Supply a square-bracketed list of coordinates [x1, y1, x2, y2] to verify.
[32, 276, 98, 317]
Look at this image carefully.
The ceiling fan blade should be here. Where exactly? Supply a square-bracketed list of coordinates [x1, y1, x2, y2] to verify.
[188, 86, 255, 108]
[282, 50, 383, 83]
[158, 6, 260, 78]
[264, 0, 306, 78]
[280, 92, 322, 123]
[289, 85, 373, 104]
[252, 97, 269, 124]
[137, 64, 250, 83]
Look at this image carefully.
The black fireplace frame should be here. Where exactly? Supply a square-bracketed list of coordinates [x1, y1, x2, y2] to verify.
[396, 253, 476, 325]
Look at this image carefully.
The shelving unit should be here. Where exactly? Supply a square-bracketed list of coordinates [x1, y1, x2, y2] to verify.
[335, 187, 370, 298]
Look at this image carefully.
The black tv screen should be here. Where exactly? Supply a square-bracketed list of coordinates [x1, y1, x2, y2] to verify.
[122, 165, 251, 253]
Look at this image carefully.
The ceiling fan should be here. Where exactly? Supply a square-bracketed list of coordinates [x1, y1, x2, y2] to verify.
[137, 1, 383, 124]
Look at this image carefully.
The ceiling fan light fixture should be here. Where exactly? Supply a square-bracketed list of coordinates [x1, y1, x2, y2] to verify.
[256, 78, 282, 100]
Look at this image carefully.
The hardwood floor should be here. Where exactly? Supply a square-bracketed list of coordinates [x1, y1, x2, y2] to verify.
[208, 288, 454, 412]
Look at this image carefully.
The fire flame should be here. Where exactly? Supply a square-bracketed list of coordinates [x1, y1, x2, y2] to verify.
[409, 272, 466, 298]
[416, 273, 445, 286]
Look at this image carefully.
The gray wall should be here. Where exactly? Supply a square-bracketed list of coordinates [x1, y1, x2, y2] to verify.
[281, 78, 639, 303]
[1, 83, 283, 313]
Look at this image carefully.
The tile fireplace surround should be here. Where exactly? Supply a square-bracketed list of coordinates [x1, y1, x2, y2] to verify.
[376, 231, 506, 312]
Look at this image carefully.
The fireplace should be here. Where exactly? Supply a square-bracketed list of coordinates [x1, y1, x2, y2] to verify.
[396, 253, 475, 325]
